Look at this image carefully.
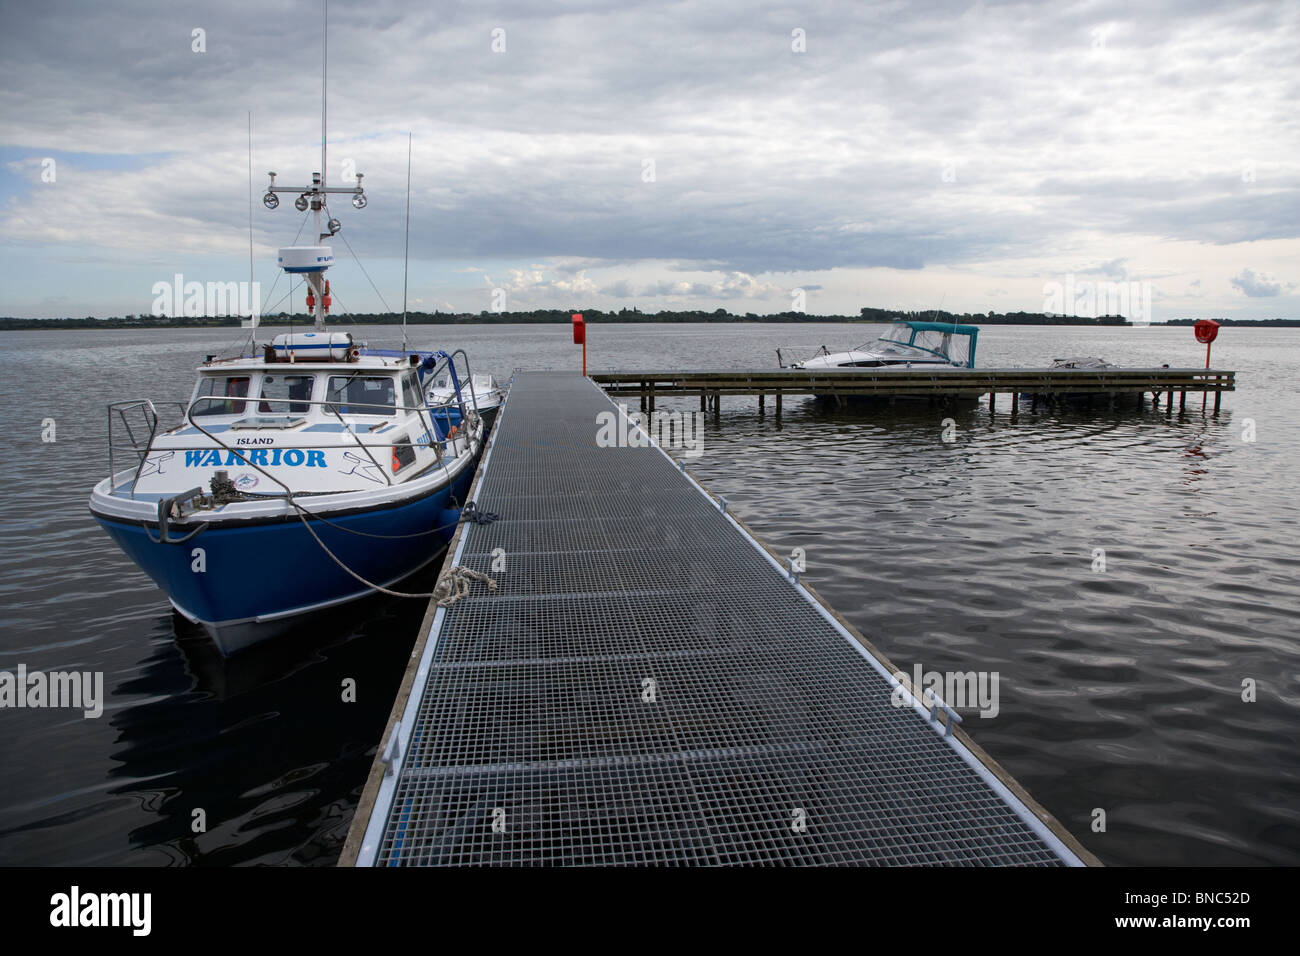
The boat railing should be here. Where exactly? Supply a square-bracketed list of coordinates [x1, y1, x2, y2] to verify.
[107, 399, 189, 499]
[425, 348, 482, 420]
[775, 345, 833, 368]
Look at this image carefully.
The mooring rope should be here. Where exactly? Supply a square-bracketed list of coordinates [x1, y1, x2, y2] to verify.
[433, 566, 498, 607]
[288, 498, 497, 601]
[288, 496, 463, 540]
[457, 501, 500, 525]
[289, 497, 440, 597]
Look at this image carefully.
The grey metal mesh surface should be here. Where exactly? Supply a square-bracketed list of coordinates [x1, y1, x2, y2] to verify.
[373, 372, 1070, 866]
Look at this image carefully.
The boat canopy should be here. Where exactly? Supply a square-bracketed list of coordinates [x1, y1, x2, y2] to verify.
[860, 320, 979, 368]
[897, 320, 981, 335]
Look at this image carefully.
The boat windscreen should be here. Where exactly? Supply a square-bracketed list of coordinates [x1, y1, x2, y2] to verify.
[259, 373, 315, 414]
[326, 374, 396, 416]
[193, 375, 250, 416]
[863, 323, 973, 366]
[859, 322, 924, 353]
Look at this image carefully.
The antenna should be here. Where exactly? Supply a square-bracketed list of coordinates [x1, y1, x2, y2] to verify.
[321, 0, 327, 200]
[927, 293, 953, 359]
[247, 110, 257, 341]
[927, 293, 946, 324]
[401, 132, 413, 355]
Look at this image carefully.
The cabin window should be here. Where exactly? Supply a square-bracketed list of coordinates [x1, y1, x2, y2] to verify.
[193, 375, 250, 416]
[402, 373, 423, 414]
[326, 375, 396, 416]
[259, 374, 315, 414]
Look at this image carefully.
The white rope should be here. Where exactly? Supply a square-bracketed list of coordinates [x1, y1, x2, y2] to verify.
[433, 566, 498, 607]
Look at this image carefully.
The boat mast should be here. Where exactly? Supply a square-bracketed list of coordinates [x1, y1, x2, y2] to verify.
[247, 111, 258, 336]
[319, 0, 327, 275]
[314, 0, 327, 329]
[260, 0, 366, 332]
[401, 132, 412, 355]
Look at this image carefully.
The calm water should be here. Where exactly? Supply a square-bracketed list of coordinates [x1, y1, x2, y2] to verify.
[0, 323, 1296, 866]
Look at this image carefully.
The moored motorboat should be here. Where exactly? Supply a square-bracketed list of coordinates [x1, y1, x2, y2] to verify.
[1018, 356, 1125, 406]
[782, 319, 980, 404]
[426, 369, 505, 433]
[787, 320, 980, 370]
[89, 62, 488, 653]
[90, 340, 485, 653]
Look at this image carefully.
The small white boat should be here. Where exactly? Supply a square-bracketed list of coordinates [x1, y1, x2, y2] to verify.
[787, 320, 980, 370]
[1019, 356, 1124, 405]
[426, 371, 505, 431]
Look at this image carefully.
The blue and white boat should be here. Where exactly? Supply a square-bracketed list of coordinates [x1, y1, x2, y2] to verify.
[90, 339, 485, 654]
[89, 112, 486, 654]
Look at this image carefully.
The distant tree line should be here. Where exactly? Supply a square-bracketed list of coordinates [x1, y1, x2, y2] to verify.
[4, 307, 1293, 332]
[1162, 317, 1300, 327]
[0, 315, 244, 330]
[857, 307, 1131, 326]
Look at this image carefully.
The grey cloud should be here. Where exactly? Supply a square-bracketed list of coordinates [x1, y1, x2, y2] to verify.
[0, 0, 1297, 311]
[1230, 268, 1287, 297]
[1081, 258, 1129, 278]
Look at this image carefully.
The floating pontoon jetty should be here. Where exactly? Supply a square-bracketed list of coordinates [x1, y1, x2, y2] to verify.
[341, 371, 1099, 866]
[593, 366, 1235, 414]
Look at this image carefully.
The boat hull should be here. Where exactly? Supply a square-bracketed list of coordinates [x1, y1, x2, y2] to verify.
[91, 463, 476, 655]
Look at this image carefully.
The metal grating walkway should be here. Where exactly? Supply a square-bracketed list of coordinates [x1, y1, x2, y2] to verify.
[351, 372, 1088, 866]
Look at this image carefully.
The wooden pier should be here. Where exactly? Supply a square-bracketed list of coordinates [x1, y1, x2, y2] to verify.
[592, 366, 1235, 415]
[341, 371, 1098, 867]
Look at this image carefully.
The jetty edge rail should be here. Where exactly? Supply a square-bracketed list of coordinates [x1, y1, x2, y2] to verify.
[341, 371, 1099, 867]
[338, 377, 503, 869]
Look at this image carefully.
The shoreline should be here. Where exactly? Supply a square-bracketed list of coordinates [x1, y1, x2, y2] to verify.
[3, 313, 1294, 331]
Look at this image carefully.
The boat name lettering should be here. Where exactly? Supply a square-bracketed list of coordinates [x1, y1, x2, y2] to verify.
[234, 437, 275, 446]
[184, 449, 326, 468]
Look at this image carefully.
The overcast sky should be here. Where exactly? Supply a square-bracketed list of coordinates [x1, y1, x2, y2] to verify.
[1, 0, 1297, 320]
